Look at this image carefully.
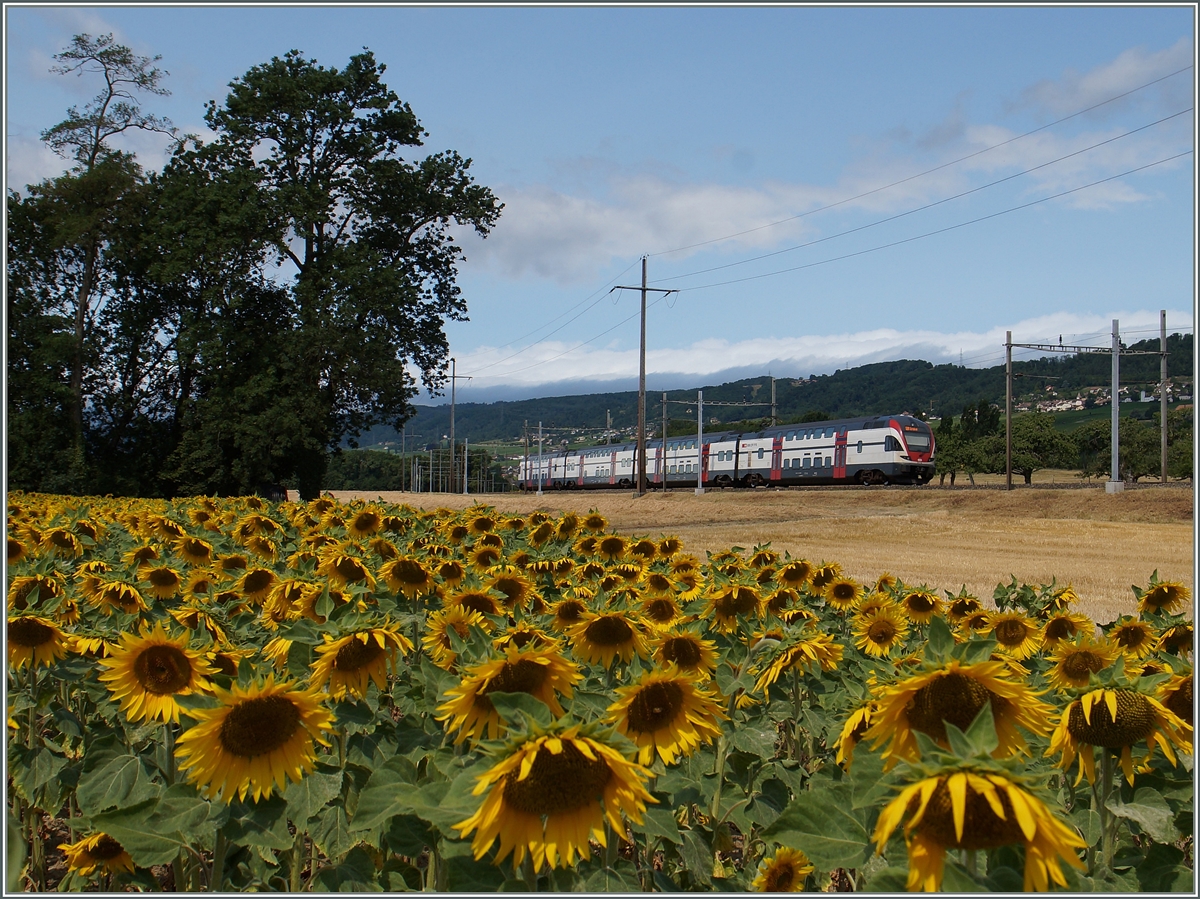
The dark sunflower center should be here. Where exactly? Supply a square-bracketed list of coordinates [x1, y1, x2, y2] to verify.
[1143, 586, 1174, 609]
[353, 512, 380, 532]
[949, 599, 980, 617]
[472, 517, 496, 533]
[49, 530, 76, 549]
[555, 601, 586, 623]
[626, 681, 684, 732]
[1164, 680, 1193, 724]
[586, 616, 634, 645]
[812, 570, 835, 589]
[218, 694, 301, 758]
[867, 619, 897, 644]
[1045, 617, 1078, 641]
[1115, 627, 1147, 650]
[148, 568, 179, 587]
[905, 673, 994, 742]
[458, 593, 499, 616]
[914, 780, 1027, 850]
[334, 637, 386, 672]
[395, 561, 430, 585]
[501, 741, 612, 816]
[335, 558, 368, 583]
[905, 593, 936, 613]
[993, 619, 1030, 647]
[765, 862, 796, 891]
[8, 618, 54, 647]
[8, 538, 25, 562]
[474, 548, 501, 567]
[90, 835, 126, 860]
[1060, 650, 1104, 681]
[780, 565, 810, 585]
[661, 637, 702, 668]
[181, 538, 209, 558]
[477, 659, 549, 710]
[832, 583, 857, 602]
[490, 578, 524, 604]
[133, 645, 193, 694]
[212, 653, 239, 677]
[242, 569, 274, 594]
[714, 588, 758, 617]
[598, 537, 625, 556]
[645, 599, 677, 623]
[1067, 691, 1157, 747]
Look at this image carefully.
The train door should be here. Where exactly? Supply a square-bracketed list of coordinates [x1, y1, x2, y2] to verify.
[609, 450, 618, 486]
[770, 435, 783, 482]
[833, 431, 848, 479]
[653, 444, 662, 485]
[701, 443, 711, 484]
[732, 437, 742, 483]
[577, 453, 585, 487]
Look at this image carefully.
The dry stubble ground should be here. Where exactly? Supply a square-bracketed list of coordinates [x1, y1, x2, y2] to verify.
[312, 478, 1194, 625]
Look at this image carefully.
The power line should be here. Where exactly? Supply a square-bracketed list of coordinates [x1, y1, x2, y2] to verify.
[672, 150, 1193, 293]
[652, 108, 1192, 285]
[646, 64, 1193, 259]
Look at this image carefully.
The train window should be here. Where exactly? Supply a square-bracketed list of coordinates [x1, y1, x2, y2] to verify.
[757, 448, 765, 460]
[803, 457, 810, 468]
[825, 456, 832, 467]
[857, 441, 863, 453]
[885, 435, 902, 452]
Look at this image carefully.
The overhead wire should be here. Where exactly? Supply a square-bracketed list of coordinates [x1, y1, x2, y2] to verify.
[650, 108, 1192, 284]
[645, 64, 1193, 259]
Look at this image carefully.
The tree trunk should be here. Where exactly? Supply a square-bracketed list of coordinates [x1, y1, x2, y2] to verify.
[70, 238, 99, 458]
[295, 447, 328, 501]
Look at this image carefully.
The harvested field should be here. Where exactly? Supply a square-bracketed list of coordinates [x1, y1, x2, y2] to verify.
[312, 482, 1194, 624]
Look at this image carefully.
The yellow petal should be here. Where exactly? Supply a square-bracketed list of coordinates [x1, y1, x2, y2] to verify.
[1105, 690, 1118, 723]
[948, 773, 968, 843]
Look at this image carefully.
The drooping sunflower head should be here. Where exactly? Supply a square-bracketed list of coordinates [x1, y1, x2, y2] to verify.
[945, 592, 982, 620]
[606, 665, 727, 765]
[751, 846, 813, 892]
[526, 520, 556, 548]
[7, 573, 64, 613]
[57, 832, 136, 878]
[874, 571, 900, 594]
[704, 583, 763, 634]
[853, 606, 910, 658]
[595, 534, 628, 562]
[310, 625, 413, 699]
[566, 611, 650, 667]
[658, 535, 683, 557]
[346, 507, 384, 539]
[639, 594, 684, 629]
[901, 589, 943, 625]
[865, 659, 1053, 769]
[97, 623, 217, 724]
[1138, 578, 1191, 616]
[175, 674, 334, 803]
[833, 702, 876, 769]
[448, 587, 507, 619]
[809, 562, 842, 591]
[824, 576, 864, 613]
[234, 566, 277, 603]
[173, 534, 214, 566]
[873, 767, 1086, 892]
[7, 615, 69, 671]
[555, 512, 580, 541]
[453, 721, 655, 872]
[1048, 583, 1081, 612]
[380, 557, 435, 599]
[41, 526, 83, 559]
[1048, 685, 1192, 785]
[316, 548, 377, 590]
[752, 627, 844, 694]
[486, 570, 538, 611]
[1045, 636, 1119, 692]
[436, 644, 581, 745]
[1158, 670, 1193, 726]
[582, 512, 609, 533]
[748, 546, 780, 570]
[1160, 622, 1194, 655]
[547, 596, 592, 633]
[628, 538, 659, 562]
[1041, 611, 1096, 647]
[423, 606, 494, 669]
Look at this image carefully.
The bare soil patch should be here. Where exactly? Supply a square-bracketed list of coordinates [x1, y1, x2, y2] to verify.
[313, 483, 1194, 625]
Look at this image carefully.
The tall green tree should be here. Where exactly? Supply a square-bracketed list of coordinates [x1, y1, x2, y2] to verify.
[180, 48, 502, 498]
[979, 412, 1075, 484]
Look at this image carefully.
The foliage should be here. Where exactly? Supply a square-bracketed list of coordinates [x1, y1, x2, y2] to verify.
[6, 491, 1192, 892]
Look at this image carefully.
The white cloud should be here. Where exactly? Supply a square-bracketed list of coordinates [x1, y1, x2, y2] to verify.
[450, 308, 1194, 392]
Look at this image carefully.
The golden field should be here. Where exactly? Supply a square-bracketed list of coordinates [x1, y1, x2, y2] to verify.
[313, 480, 1194, 625]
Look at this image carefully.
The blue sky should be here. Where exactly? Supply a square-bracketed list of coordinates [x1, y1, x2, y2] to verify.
[5, 4, 1195, 402]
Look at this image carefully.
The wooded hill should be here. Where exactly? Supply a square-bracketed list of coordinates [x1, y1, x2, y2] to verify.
[351, 333, 1192, 450]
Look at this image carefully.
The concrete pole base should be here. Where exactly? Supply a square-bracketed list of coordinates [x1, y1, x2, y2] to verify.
[695, 487, 705, 495]
[1105, 480, 1125, 494]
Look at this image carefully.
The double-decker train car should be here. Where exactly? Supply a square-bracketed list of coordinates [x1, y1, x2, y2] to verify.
[518, 413, 934, 490]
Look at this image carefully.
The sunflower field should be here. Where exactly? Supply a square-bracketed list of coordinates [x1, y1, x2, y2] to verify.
[5, 491, 1194, 892]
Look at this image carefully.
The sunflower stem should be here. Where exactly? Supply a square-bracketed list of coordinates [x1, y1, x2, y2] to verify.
[605, 820, 619, 868]
[209, 827, 228, 892]
[964, 848, 977, 877]
[289, 830, 306, 893]
[1099, 749, 1116, 873]
[521, 853, 538, 891]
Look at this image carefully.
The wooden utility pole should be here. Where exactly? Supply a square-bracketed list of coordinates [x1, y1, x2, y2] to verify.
[611, 257, 676, 496]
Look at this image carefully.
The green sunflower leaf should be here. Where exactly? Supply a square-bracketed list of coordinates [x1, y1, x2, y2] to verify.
[283, 766, 344, 825]
[1106, 787, 1179, 843]
[485, 690, 554, 729]
[74, 741, 161, 817]
[314, 845, 382, 892]
[762, 779, 873, 871]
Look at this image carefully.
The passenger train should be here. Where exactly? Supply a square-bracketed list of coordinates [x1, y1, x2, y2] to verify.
[518, 414, 935, 491]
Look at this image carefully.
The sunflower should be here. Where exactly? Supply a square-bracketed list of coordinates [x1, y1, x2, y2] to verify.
[1047, 686, 1192, 785]
[448, 588, 506, 618]
[566, 611, 650, 667]
[168, 603, 228, 645]
[437, 645, 581, 744]
[469, 544, 504, 572]
[260, 636, 293, 670]
[751, 846, 813, 892]
[215, 552, 248, 575]
[651, 628, 720, 676]
[676, 571, 706, 602]
[57, 833, 136, 878]
[206, 647, 252, 678]
[864, 659, 1053, 769]
[1160, 622, 1194, 655]
[7, 615, 69, 670]
[704, 583, 763, 633]
[453, 722, 655, 872]
[810, 562, 842, 592]
[41, 526, 83, 558]
[346, 508, 384, 538]
[1107, 617, 1160, 660]
[7, 573, 64, 612]
[901, 589, 942, 625]
[1044, 636, 1119, 692]
[1139, 579, 1191, 616]
[1041, 610, 1096, 647]
[658, 535, 683, 557]
[486, 570, 537, 610]
[629, 538, 658, 562]
[1048, 583, 1080, 612]
[639, 594, 685, 629]
[834, 702, 876, 768]
[232, 566, 276, 603]
[593, 534, 627, 562]
[958, 610, 992, 635]
[492, 622, 559, 653]
[853, 606, 910, 658]
[944, 593, 982, 620]
[8, 535, 31, 564]
[380, 557, 435, 599]
[752, 629, 843, 693]
[468, 510, 497, 535]
[824, 576, 864, 613]
[606, 666, 726, 765]
[873, 768, 1086, 892]
[423, 606, 494, 669]
[244, 535, 278, 562]
[582, 512, 609, 533]
[310, 625, 413, 699]
[555, 513, 581, 542]
[317, 548, 377, 590]
[435, 559, 467, 588]
[986, 611, 1043, 661]
[97, 623, 216, 724]
[874, 571, 900, 594]
[1158, 670, 1193, 726]
[547, 597, 591, 633]
[172, 534, 214, 567]
[527, 521, 556, 548]
[175, 674, 334, 803]
[854, 591, 894, 619]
